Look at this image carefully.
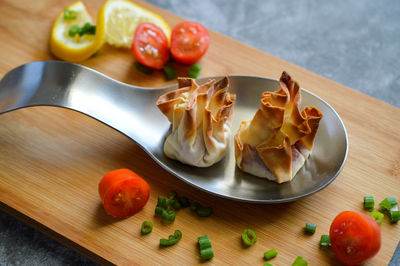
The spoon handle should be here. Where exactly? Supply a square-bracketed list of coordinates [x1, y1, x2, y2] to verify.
[0, 61, 171, 152]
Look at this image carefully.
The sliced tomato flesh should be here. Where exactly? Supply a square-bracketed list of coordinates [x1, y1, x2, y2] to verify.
[131, 22, 169, 69]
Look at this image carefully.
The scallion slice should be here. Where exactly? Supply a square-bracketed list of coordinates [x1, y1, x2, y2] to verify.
[197, 235, 214, 260]
[264, 249, 278, 260]
[163, 64, 177, 80]
[379, 196, 397, 211]
[320, 235, 331, 247]
[305, 223, 316, 234]
[161, 209, 176, 222]
[141, 221, 153, 235]
[134, 61, 153, 75]
[369, 211, 384, 225]
[363, 195, 374, 209]
[196, 206, 213, 217]
[68, 25, 80, 38]
[390, 210, 400, 223]
[63, 9, 77, 20]
[264, 263, 273, 266]
[188, 64, 202, 78]
[159, 230, 182, 246]
[178, 196, 190, 208]
[292, 256, 308, 266]
[241, 228, 257, 246]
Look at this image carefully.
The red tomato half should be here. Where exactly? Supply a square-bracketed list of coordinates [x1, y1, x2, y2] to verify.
[170, 21, 209, 64]
[98, 169, 150, 218]
[131, 23, 169, 69]
[329, 211, 381, 265]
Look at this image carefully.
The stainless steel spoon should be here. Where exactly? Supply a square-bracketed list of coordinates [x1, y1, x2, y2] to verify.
[0, 61, 348, 203]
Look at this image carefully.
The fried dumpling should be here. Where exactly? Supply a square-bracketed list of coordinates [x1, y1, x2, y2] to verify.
[234, 71, 323, 183]
[157, 77, 236, 167]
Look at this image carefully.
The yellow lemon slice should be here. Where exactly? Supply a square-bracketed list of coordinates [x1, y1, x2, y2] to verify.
[101, 0, 170, 48]
[50, 1, 105, 62]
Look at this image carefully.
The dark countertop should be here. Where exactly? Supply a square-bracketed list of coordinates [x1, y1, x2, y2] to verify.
[1, 0, 399, 265]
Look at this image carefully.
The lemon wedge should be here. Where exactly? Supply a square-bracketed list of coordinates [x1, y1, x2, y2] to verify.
[101, 0, 171, 48]
[50, 1, 105, 62]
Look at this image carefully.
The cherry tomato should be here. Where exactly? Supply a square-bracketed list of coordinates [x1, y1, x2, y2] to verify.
[131, 23, 169, 69]
[98, 169, 150, 218]
[170, 21, 209, 64]
[329, 211, 381, 265]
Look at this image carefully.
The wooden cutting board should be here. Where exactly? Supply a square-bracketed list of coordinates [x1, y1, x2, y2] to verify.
[0, 0, 399, 265]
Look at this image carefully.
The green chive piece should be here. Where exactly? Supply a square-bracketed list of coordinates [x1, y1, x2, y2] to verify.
[188, 64, 202, 78]
[304, 223, 317, 234]
[379, 197, 397, 211]
[80, 22, 95, 35]
[390, 210, 400, 223]
[198, 235, 213, 260]
[159, 230, 182, 246]
[178, 196, 190, 208]
[369, 211, 384, 225]
[264, 263, 273, 266]
[163, 64, 177, 80]
[264, 249, 278, 260]
[141, 221, 153, 235]
[196, 206, 213, 217]
[161, 209, 176, 222]
[68, 25, 80, 37]
[157, 196, 171, 209]
[200, 248, 214, 260]
[171, 199, 181, 210]
[155, 206, 164, 216]
[134, 61, 153, 75]
[190, 202, 201, 212]
[363, 195, 375, 209]
[292, 256, 308, 266]
[167, 190, 177, 199]
[241, 228, 257, 246]
[63, 9, 77, 20]
[320, 235, 331, 247]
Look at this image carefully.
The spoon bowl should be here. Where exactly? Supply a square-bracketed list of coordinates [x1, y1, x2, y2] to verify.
[0, 61, 348, 203]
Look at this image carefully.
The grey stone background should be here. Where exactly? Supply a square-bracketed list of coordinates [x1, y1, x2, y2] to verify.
[1, 0, 399, 265]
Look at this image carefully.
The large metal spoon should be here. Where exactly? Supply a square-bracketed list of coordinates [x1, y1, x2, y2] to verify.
[0, 61, 348, 203]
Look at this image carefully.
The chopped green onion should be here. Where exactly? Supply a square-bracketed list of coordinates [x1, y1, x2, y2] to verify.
[134, 61, 153, 75]
[198, 235, 212, 250]
[190, 202, 201, 212]
[241, 228, 257, 246]
[304, 223, 316, 234]
[264, 249, 278, 260]
[161, 209, 176, 222]
[363, 195, 374, 209]
[369, 211, 384, 225]
[178, 196, 190, 208]
[159, 230, 182, 246]
[163, 64, 176, 80]
[390, 210, 400, 223]
[154, 206, 164, 216]
[196, 206, 213, 217]
[68, 25, 80, 37]
[157, 196, 171, 209]
[80, 22, 96, 36]
[167, 190, 177, 199]
[320, 235, 331, 247]
[141, 221, 153, 235]
[188, 64, 202, 78]
[379, 197, 397, 211]
[264, 263, 273, 266]
[292, 256, 308, 266]
[63, 9, 78, 20]
[170, 199, 181, 210]
[198, 235, 213, 260]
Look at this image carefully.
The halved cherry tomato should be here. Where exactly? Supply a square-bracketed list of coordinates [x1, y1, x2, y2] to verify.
[131, 23, 169, 69]
[170, 21, 209, 64]
[329, 211, 381, 265]
[98, 169, 150, 218]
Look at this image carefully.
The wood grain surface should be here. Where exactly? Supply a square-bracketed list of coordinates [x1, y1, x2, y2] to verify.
[0, 0, 399, 265]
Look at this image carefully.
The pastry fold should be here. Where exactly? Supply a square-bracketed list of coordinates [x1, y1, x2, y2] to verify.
[157, 77, 236, 167]
[234, 71, 323, 183]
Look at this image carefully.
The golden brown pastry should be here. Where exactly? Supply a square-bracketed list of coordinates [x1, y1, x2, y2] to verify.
[157, 77, 236, 167]
[234, 71, 323, 183]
